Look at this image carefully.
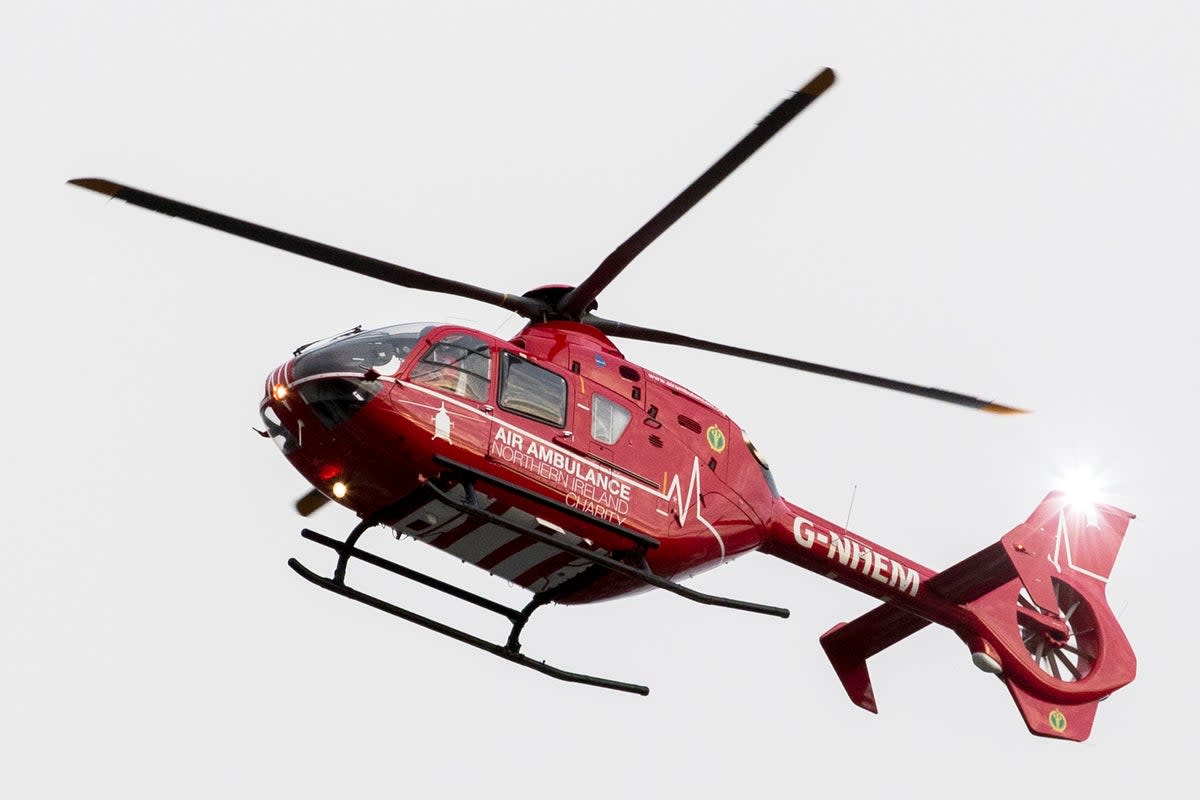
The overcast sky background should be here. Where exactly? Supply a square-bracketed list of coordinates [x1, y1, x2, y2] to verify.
[4, 2, 1197, 797]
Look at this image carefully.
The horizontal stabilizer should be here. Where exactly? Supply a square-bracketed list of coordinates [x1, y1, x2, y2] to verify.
[926, 541, 1015, 603]
[1005, 679, 1099, 742]
[819, 603, 930, 713]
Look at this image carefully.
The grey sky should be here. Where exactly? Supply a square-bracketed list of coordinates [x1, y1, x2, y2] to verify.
[4, 2, 1196, 797]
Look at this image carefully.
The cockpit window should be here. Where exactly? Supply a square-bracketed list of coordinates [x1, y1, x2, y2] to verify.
[591, 394, 631, 444]
[411, 333, 492, 401]
[499, 353, 567, 427]
[292, 322, 433, 380]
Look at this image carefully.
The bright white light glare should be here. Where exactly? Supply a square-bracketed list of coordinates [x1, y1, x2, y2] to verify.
[332, 481, 348, 499]
[1059, 465, 1105, 510]
[272, 384, 289, 401]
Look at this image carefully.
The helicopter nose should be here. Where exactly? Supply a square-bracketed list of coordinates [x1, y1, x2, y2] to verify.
[289, 377, 380, 429]
[261, 363, 301, 454]
[264, 360, 293, 404]
[260, 356, 387, 448]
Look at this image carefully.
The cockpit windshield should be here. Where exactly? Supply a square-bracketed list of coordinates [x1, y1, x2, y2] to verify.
[292, 322, 438, 380]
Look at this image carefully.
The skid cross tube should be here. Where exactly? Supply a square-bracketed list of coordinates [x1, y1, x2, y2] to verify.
[302, 528, 523, 622]
[290, 527, 649, 695]
[426, 462, 791, 619]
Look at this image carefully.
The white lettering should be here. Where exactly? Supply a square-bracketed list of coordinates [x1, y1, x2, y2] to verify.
[793, 517, 816, 549]
[565, 491, 627, 527]
[493, 425, 635, 526]
[871, 554, 890, 583]
[890, 564, 920, 597]
[859, 546, 873, 576]
[827, 531, 853, 565]
[794, 516, 920, 598]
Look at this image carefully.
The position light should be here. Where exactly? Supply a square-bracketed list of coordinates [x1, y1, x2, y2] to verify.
[332, 481, 348, 499]
[1059, 465, 1105, 512]
[272, 384, 289, 401]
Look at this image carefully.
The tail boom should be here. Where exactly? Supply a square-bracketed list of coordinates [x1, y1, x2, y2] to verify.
[764, 492, 1137, 741]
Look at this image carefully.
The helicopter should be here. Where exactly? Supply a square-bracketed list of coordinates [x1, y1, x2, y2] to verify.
[71, 67, 1136, 742]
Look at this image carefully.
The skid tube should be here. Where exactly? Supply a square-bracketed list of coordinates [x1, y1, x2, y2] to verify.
[288, 460, 788, 695]
[288, 537, 648, 695]
[288, 502, 650, 694]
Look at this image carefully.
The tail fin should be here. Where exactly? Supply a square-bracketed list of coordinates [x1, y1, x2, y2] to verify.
[819, 492, 1136, 741]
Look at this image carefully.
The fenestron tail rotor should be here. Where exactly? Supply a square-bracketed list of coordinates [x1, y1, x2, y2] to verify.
[70, 67, 1026, 414]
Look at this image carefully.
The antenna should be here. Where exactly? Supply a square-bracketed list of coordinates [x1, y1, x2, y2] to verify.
[843, 484, 858, 533]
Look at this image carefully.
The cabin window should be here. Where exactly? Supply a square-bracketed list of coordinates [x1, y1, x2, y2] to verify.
[591, 394, 631, 445]
[499, 353, 567, 427]
[411, 333, 492, 401]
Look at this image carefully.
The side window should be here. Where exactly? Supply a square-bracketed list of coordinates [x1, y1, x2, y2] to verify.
[499, 353, 567, 427]
[591, 394, 631, 445]
[410, 333, 492, 401]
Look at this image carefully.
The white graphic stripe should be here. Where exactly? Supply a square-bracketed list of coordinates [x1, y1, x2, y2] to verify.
[1048, 511, 1110, 583]
[446, 527, 521, 564]
[491, 542, 562, 582]
[663, 456, 726, 560]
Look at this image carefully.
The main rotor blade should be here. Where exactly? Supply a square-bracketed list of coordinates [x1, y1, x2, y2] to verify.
[68, 178, 545, 318]
[586, 315, 1027, 414]
[556, 68, 836, 320]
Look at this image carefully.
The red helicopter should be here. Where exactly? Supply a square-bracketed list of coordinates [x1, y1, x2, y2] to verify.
[72, 68, 1136, 741]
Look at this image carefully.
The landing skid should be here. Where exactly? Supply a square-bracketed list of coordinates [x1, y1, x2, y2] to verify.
[289, 532, 648, 694]
[288, 460, 788, 695]
[290, 498, 650, 694]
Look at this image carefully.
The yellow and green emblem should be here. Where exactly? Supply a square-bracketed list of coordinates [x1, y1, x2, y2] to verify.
[1048, 709, 1067, 733]
[706, 425, 726, 453]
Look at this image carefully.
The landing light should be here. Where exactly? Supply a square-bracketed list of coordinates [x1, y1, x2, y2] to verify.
[272, 384, 289, 401]
[332, 481, 348, 499]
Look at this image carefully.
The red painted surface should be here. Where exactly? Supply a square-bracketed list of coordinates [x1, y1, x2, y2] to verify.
[262, 320, 1137, 741]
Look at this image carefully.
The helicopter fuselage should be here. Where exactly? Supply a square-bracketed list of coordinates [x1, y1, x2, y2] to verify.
[261, 320, 792, 603]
